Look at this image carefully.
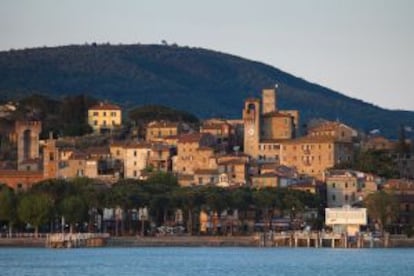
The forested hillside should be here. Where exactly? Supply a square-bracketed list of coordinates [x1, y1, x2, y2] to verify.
[0, 43, 413, 138]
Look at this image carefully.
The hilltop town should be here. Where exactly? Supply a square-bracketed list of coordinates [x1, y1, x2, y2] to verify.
[0, 87, 413, 243]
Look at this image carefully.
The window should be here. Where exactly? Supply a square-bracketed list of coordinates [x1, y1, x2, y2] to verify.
[332, 183, 336, 188]
[198, 177, 203, 185]
[93, 111, 99, 116]
[49, 152, 54, 161]
[103, 120, 107, 126]
[345, 195, 349, 201]
[94, 120, 98, 126]
[133, 170, 137, 177]
[332, 194, 336, 201]
[134, 151, 137, 157]
[112, 120, 115, 126]
[103, 112, 107, 116]
[111, 112, 117, 117]
[345, 182, 348, 188]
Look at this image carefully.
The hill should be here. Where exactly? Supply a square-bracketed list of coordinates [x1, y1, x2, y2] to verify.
[0, 43, 413, 138]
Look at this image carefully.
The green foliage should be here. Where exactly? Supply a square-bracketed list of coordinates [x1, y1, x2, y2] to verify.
[128, 105, 199, 125]
[8, 94, 97, 138]
[0, 186, 17, 226]
[17, 193, 53, 236]
[59, 195, 88, 232]
[336, 149, 399, 178]
[1, 44, 413, 138]
[11, 175, 320, 235]
[364, 190, 399, 232]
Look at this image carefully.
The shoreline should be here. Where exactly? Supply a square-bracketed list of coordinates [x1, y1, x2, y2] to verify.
[2, 235, 414, 248]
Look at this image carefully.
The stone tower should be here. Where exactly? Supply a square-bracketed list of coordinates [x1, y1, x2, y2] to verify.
[262, 88, 277, 114]
[243, 98, 261, 158]
[43, 132, 59, 179]
[15, 120, 42, 170]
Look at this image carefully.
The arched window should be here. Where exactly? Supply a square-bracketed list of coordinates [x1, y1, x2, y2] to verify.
[23, 129, 31, 160]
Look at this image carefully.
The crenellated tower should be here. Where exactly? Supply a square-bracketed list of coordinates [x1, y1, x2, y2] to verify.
[243, 98, 261, 158]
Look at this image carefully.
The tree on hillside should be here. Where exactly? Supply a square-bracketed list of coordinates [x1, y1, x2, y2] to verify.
[128, 105, 199, 126]
[364, 190, 399, 233]
[17, 193, 53, 237]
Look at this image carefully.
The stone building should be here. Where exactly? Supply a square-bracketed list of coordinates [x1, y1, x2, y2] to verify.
[173, 133, 217, 186]
[325, 170, 378, 208]
[242, 88, 298, 161]
[146, 121, 182, 142]
[307, 121, 357, 143]
[280, 137, 353, 180]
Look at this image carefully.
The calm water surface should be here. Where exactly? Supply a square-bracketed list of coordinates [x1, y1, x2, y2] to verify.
[0, 247, 413, 276]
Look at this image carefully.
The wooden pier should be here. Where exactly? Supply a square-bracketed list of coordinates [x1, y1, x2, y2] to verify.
[46, 233, 110, 248]
[257, 231, 389, 248]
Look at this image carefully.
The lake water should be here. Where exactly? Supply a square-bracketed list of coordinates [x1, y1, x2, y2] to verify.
[0, 247, 413, 276]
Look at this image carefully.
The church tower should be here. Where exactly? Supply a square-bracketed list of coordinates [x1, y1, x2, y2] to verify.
[43, 132, 59, 179]
[15, 120, 42, 171]
[243, 98, 261, 158]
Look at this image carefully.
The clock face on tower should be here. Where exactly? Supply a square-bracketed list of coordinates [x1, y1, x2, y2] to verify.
[248, 127, 255, 136]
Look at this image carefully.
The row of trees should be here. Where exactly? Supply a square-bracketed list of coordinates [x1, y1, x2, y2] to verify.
[0, 173, 321, 237]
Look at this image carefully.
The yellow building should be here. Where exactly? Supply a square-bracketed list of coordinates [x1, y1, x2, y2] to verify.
[88, 102, 122, 133]
[280, 136, 353, 180]
[146, 121, 181, 142]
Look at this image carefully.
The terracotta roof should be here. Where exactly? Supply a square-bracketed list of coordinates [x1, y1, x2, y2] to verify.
[197, 146, 214, 151]
[308, 121, 342, 132]
[178, 174, 194, 181]
[218, 160, 247, 165]
[282, 136, 338, 144]
[0, 170, 43, 177]
[19, 158, 40, 165]
[147, 121, 179, 128]
[178, 133, 204, 143]
[86, 146, 110, 155]
[194, 169, 219, 175]
[89, 102, 121, 111]
[252, 173, 278, 178]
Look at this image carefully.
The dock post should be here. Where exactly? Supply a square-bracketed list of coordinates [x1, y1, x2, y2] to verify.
[331, 238, 335, 248]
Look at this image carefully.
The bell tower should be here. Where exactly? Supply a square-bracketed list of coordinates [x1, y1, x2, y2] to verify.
[243, 98, 260, 158]
[43, 132, 59, 179]
[15, 120, 42, 171]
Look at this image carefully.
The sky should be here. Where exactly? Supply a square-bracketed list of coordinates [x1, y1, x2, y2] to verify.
[0, 0, 413, 111]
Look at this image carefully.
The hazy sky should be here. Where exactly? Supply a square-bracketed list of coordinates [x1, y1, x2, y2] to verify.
[1, 0, 413, 111]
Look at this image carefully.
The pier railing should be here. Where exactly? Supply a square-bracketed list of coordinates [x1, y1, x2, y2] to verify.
[46, 233, 110, 248]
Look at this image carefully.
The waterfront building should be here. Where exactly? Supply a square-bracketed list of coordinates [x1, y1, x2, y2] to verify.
[325, 169, 378, 208]
[325, 206, 367, 236]
[383, 179, 414, 226]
